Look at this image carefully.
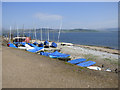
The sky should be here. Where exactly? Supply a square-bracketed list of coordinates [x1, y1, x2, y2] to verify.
[2, 2, 118, 30]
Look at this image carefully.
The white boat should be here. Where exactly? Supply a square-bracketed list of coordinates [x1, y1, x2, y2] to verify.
[18, 44, 35, 50]
[87, 66, 101, 71]
[61, 42, 73, 46]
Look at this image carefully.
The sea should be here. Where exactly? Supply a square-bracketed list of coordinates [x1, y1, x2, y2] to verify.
[22, 31, 118, 49]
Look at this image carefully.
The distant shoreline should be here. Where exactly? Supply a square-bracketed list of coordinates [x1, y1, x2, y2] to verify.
[2, 36, 119, 55]
[74, 44, 119, 55]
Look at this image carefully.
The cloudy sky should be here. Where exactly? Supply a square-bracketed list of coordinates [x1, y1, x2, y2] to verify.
[2, 2, 118, 30]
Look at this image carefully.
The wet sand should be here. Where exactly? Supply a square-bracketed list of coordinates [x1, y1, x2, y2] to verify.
[2, 46, 118, 88]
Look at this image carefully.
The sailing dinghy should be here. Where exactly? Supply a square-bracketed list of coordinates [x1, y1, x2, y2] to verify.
[49, 51, 70, 58]
[67, 58, 86, 64]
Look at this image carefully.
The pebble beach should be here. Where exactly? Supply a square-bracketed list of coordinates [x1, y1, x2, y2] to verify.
[31, 39, 119, 71]
[1, 37, 119, 88]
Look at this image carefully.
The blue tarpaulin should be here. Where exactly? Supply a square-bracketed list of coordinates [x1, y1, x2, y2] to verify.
[27, 43, 44, 53]
[21, 42, 26, 46]
[40, 52, 52, 56]
[27, 47, 43, 53]
[28, 43, 36, 47]
[67, 58, 86, 64]
[13, 42, 19, 44]
[14, 42, 26, 45]
[7, 42, 17, 48]
[44, 41, 49, 45]
[76, 61, 96, 67]
[49, 51, 70, 58]
[27, 49, 38, 53]
[51, 42, 57, 48]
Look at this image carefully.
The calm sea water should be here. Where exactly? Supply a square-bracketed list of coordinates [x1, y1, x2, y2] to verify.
[24, 31, 118, 49]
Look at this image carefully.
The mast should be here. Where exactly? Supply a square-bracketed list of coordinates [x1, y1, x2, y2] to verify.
[22, 24, 24, 37]
[9, 26, 11, 42]
[53, 27, 54, 42]
[17, 26, 19, 42]
[41, 28, 42, 41]
[17, 26, 18, 37]
[48, 27, 49, 41]
[29, 29, 31, 37]
[57, 19, 62, 42]
[34, 26, 37, 41]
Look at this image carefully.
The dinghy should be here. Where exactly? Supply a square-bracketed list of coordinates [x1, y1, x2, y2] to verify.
[49, 51, 70, 58]
[44, 41, 49, 48]
[87, 66, 101, 70]
[28, 43, 44, 50]
[17, 42, 34, 50]
[40, 52, 52, 56]
[76, 61, 96, 67]
[7, 42, 17, 48]
[51, 42, 57, 48]
[18, 43, 35, 50]
[27, 43, 44, 53]
[40, 51, 70, 59]
[67, 58, 86, 64]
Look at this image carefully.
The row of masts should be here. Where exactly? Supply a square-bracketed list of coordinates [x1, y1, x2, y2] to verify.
[8, 24, 62, 43]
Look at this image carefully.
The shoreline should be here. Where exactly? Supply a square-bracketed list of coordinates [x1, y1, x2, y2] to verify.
[3, 36, 119, 54]
[2, 37, 119, 88]
[2, 46, 118, 88]
[74, 44, 119, 55]
[3, 38, 119, 70]
[31, 39, 119, 55]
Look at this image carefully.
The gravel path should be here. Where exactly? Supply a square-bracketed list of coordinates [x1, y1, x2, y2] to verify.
[2, 46, 118, 88]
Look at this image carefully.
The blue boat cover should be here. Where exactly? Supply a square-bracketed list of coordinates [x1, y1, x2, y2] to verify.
[27, 43, 44, 53]
[49, 51, 70, 58]
[28, 43, 41, 49]
[13, 42, 19, 44]
[67, 58, 86, 64]
[44, 41, 49, 45]
[8, 42, 17, 48]
[28, 43, 36, 47]
[21, 42, 26, 46]
[51, 42, 57, 48]
[76, 61, 96, 67]
[14, 42, 26, 45]
[40, 52, 52, 56]
[27, 47, 43, 53]
[27, 48, 38, 53]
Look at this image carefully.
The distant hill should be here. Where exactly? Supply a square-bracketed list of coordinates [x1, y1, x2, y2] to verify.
[61, 29, 98, 32]
[2, 28, 99, 36]
[97, 28, 118, 32]
[104, 28, 118, 31]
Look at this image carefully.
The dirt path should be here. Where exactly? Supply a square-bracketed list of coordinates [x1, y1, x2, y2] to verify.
[2, 46, 118, 88]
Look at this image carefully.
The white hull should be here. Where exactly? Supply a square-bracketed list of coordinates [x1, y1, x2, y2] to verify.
[87, 66, 101, 71]
[18, 44, 35, 50]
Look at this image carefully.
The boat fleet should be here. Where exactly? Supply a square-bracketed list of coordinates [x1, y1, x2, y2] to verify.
[7, 36, 103, 71]
[5, 25, 112, 72]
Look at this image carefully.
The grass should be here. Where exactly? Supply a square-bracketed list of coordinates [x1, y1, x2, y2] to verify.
[83, 54, 98, 61]
[77, 66, 86, 69]
[104, 58, 119, 65]
[113, 62, 118, 65]
[64, 62, 87, 70]
[65, 62, 74, 66]
[104, 58, 112, 61]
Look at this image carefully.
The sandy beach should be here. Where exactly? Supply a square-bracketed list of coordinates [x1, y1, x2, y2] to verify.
[2, 38, 119, 88]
